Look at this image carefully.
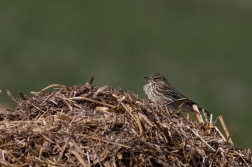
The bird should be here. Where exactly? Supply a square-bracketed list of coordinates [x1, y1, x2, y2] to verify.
[143, 73, 209, 115]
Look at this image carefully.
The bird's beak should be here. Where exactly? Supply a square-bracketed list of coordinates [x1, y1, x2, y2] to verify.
[144, 76, 150, 80]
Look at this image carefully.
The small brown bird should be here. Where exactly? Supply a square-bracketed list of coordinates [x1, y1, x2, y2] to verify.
[143, 73, 209, 115]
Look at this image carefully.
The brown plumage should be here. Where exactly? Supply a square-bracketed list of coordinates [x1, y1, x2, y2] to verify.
[143, 73, 209, 115]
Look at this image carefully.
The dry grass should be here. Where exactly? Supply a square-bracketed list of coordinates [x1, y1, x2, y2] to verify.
[0, 79, 251, 167]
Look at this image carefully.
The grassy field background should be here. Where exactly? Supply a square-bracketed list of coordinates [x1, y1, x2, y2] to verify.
[0, 0, 252, 148]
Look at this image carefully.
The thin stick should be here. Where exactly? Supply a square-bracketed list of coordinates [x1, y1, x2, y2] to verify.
[39, 92, 55, 106]
[57, 141, 69, 162]
[70, 150, 89, 167]
[234, 151, 250, 167]
[88, 136, 131, 148]
[122, 103, 143, 134]
[31, 104, 46, 112]
[210, 114, 213, 125]
[192, 104, 203, 123]
[138, 112, 154, 127]
[93, 85, 108, 98]
[4, 150, 22, 166]
[219, 115, 233, 145]
[70, 97, 116, 108]
[121, 103, 137, 123]
[6, 90, 19, 104]
[135, 113, 143, 135]
[89, 77, 95, 85]
[213, 126, 226, 142]
[35, 84, 67, 93]
[189, 127, 216, 152]
[19, 92, 28, 100]
[39, 133, 55, 144]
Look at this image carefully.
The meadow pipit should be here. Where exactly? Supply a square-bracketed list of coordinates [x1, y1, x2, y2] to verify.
[143, 73, 209, 115]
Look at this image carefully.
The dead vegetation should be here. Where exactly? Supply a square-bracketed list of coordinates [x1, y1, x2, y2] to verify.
[0, 79, 251, 167]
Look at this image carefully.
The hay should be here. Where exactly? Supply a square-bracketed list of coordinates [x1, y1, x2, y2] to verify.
[0, 80, 251, 167]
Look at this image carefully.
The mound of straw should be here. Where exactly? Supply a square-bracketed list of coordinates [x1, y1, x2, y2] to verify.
[0, 80, 251, 167]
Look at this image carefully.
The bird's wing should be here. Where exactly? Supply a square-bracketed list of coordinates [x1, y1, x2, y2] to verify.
[164, 87, 198, 105]
[164, 86, 185, 99]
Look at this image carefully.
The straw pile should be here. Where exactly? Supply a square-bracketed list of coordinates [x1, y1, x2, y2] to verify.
[0, 79, 251, 167]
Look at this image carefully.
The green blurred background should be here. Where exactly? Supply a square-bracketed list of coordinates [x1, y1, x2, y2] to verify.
[0, 1, 252, 148]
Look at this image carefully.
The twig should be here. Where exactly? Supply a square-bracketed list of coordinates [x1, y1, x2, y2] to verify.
[6, 90, 19, 104]
[89, 77, 95, 85]
[39, 133, 55, 144]
[192, 104, 203, 123]
[93, 85, 108, 98]
[121, 103, 137, 123]
[31, 103, 46, 112]
[19, 92, 28, 100]
[88, 135, 131, 148]
[57, 141, 69, 162]
[188, 127, 216, 152]
[219, 115, 233, 145]
[39, 84, 67, 92]
[70, 150, 90, 167]
[39, 92, 55, 106]
[135, 112, 143, 135]
[70, 97, 116, 108]
[212, 126, 226, 142]
[234, 151, 250, 167]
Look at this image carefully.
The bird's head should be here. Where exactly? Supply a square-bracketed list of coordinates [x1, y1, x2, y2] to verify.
[144, 73, 167, 84]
